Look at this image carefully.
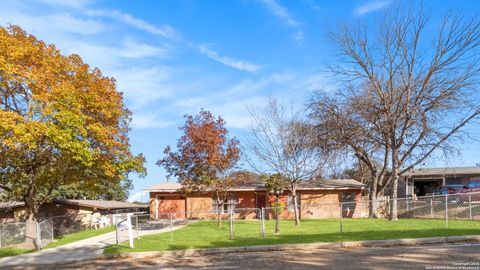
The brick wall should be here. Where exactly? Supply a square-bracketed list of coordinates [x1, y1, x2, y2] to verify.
[148, 189, 363, 220]
[149, 192, 186, 219]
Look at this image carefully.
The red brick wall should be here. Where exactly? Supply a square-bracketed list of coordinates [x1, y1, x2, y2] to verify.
[237, 191, 255, 208]
[148, 189, 363, 220]
[150, 192, 186, 219]
[265, 189, 363, 219]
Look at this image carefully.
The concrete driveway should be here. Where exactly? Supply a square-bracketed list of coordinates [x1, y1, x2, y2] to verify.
[9, 242, 480, 270]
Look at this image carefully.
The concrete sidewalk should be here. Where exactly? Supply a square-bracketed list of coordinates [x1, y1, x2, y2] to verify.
[0, 224, 188, 269]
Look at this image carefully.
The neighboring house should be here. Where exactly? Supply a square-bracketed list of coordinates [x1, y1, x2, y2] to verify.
[144, 179, 365, 219]
[397, 167, 480, 198]
[0, 199, 148, 222]
[0, 201, 25, 221]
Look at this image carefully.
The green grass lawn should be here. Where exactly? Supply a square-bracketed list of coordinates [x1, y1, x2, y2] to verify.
[104, 218, 480, 254]
[45, 226, 116, 249]
[0, 247, 34, 258]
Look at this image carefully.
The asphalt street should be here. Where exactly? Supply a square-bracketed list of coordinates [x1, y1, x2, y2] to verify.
[12, 242, 480, 270]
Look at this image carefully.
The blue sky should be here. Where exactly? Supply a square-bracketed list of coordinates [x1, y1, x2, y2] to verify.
[1, 0, 479, 202]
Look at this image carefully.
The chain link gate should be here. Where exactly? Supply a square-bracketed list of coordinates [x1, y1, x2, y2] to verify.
[37, 219, 54, 248]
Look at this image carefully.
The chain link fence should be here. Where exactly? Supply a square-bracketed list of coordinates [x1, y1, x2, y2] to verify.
[0, 222, 26, 247]
[122, 192, 480, 248]
[42, 213, 115, 237]
[130, 208, 263, 244]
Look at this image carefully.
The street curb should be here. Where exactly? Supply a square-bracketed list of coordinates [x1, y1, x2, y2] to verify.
[104, 234, 480, 259]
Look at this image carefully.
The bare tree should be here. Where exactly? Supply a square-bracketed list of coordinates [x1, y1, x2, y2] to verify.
[246, 98, 329, 225]
[309, 4, 480, 220]
[309, 91, 392, 218]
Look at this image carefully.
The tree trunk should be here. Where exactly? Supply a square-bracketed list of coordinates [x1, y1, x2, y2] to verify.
[214, 191, 223, 227]
[274, 195, 280, 234]
[26, 206, 36, 222]
[368, 176, 379, 218]
[389, 173, 399, 221]
[217, 201, 223, 227]
[368, 191, 378, 218]
[292, 189, 300, 226]
[24, 199, 40, 250]
[389, 156, 399, 221]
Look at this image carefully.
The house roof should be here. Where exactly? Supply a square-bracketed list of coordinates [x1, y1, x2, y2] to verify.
[54, 199, 148, 210]
[143, 182, 182, 192]
[297, 179, 365, 189]
[404, 167, 480, 177]
[0, 201, 25, 210]
[143, 179, 364, 192]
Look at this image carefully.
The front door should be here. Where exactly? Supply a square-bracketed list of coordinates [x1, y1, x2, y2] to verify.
[255, 192, 266, 209]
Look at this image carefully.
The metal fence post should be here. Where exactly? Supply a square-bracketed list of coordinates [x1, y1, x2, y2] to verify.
[469, 194, 472, 220]
[115, 221, 120, 245]
[445, 194, 448, 230]
[35, 222, 41, 250]
[170, 213, 173, 241]
[229, 208, 234, 240]
[430, 199, 433, 218]
[135, 215, 140, 240]
[261, 208, 265, 239]
[258, 209, 262, 238]
[49, 220, 53, 245]
[387, 197, 391, 219]
[339, 202, 343, 233]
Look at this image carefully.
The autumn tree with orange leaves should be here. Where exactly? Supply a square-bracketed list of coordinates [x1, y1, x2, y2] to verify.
[157, 110, 240, 226]
[0, 25, 146, 222]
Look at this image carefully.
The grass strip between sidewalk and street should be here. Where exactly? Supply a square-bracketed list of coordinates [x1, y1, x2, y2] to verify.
[0, 247, 34, 258]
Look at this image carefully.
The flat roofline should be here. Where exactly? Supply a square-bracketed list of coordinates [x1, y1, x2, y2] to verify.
[144, 187, 363, 192]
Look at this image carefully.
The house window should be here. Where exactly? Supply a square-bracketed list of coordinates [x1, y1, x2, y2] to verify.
[287, 193, 301, 210]
[212, 193, 238, 213]
[341, 192, 356, 202]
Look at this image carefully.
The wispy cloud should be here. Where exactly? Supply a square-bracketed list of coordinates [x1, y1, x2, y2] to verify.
[116, 38, 169, 59]
[34, 0, 181, 40]
[0, 11, 107, 36]
[36, 0, 92, 8]
[84, 9, 181, 40]
[131, 113, 176, 130]
[293, 30, 304, 45]
[170, 73, 298, 129]
[259, 0, 300, 27]
[198, 44, 260, 73]
[112, 66, 176, 109]
[354, 0, 391, 16]
[302, 0, 322, 11]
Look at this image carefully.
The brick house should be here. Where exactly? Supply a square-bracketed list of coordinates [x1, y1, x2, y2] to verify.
[144, 179, 365, 219]
[0, 199, 148, 222]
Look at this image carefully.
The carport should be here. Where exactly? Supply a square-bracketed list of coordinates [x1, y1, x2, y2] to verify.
[412, 178, 443, 196]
